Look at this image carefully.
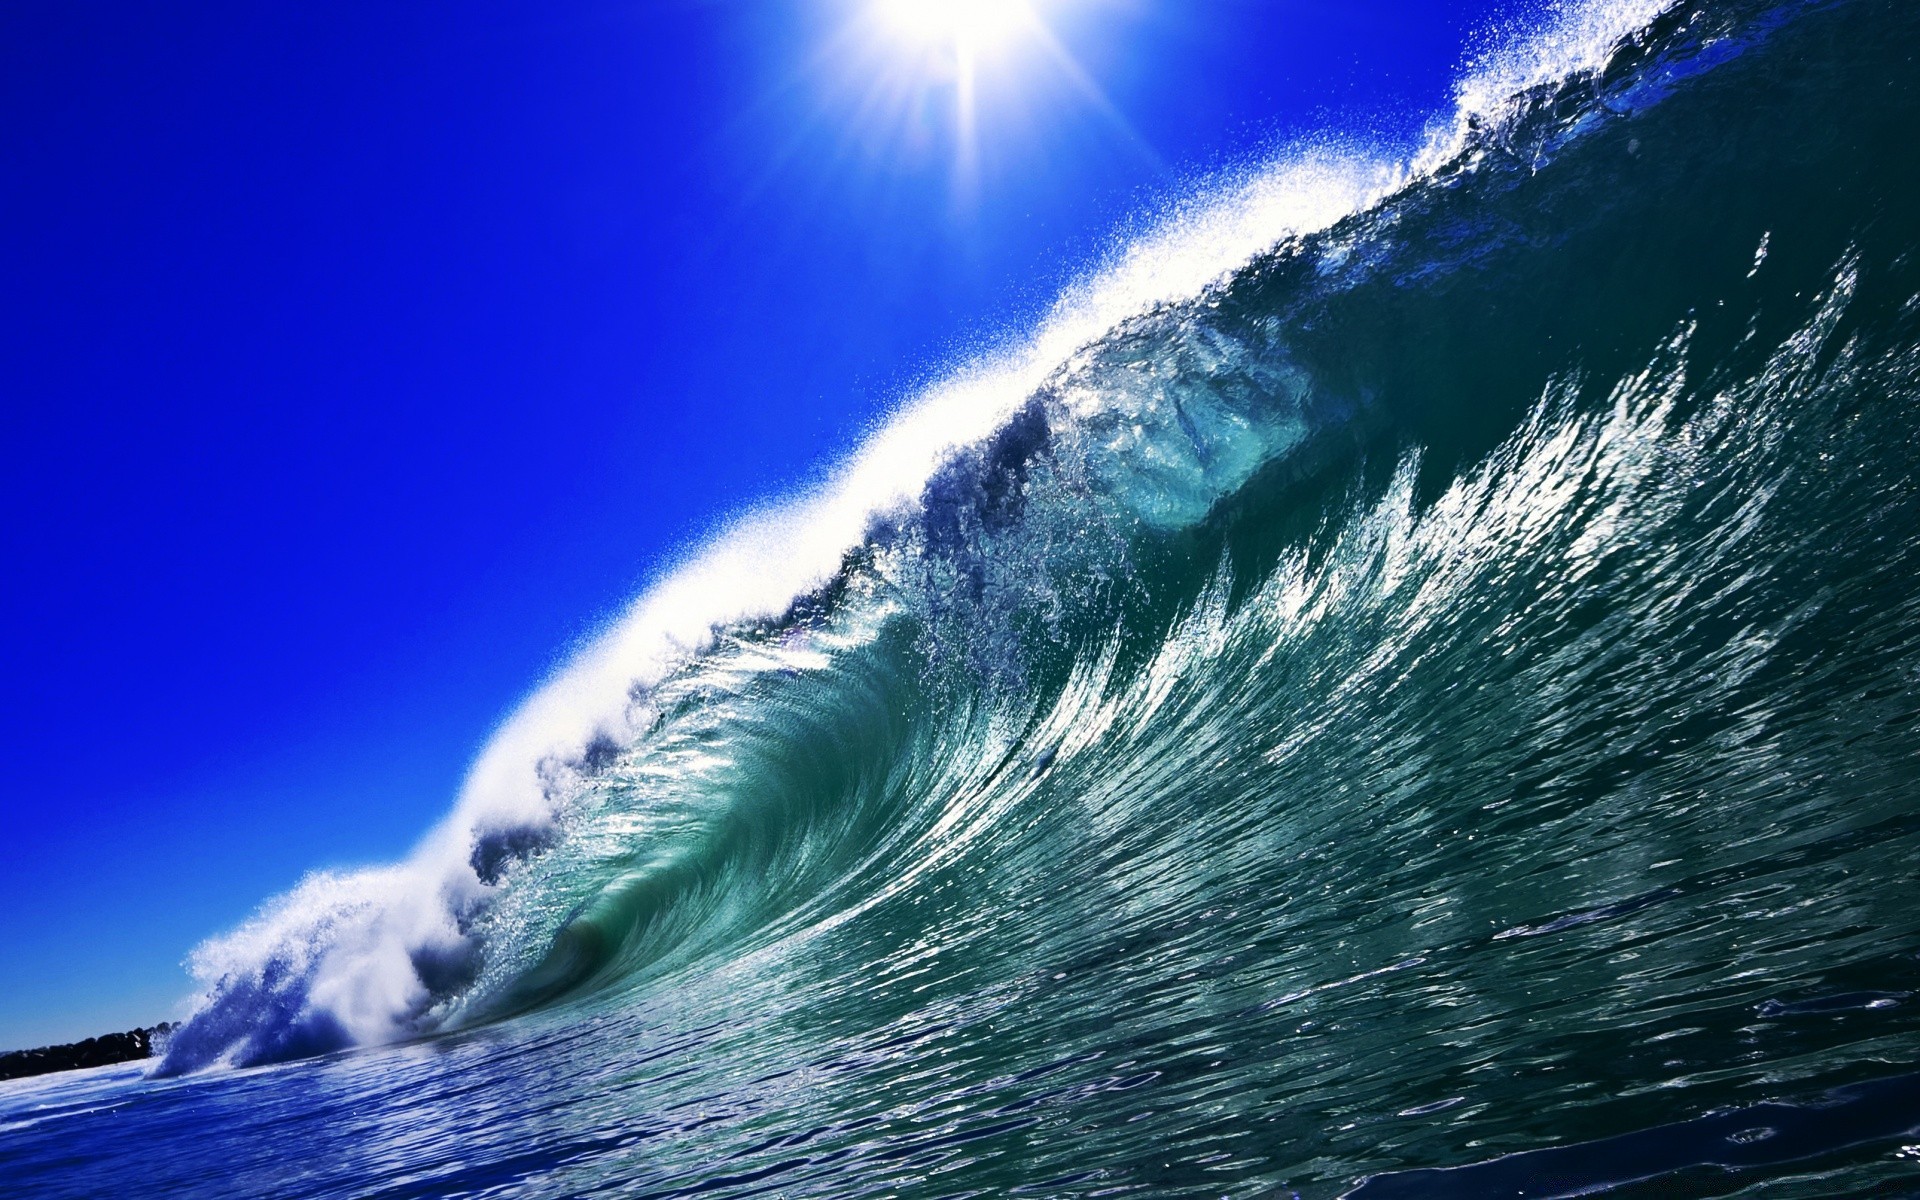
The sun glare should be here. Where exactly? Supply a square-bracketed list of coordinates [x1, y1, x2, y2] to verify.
[877, 0, 1038, 52]
[828, 0, 1150, 210]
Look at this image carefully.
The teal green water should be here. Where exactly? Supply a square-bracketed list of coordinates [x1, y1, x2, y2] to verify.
[7, 0, 1920, 1195]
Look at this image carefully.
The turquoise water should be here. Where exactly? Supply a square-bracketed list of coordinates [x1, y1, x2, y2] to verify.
[7, 0, 1920, 1195]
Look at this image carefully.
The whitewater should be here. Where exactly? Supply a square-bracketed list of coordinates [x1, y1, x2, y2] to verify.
[7, 0, 1920, 1195]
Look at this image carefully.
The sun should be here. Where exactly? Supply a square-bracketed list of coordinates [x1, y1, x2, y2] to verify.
[821, 0, 1149, 210]
[875, 0, 1040, 54]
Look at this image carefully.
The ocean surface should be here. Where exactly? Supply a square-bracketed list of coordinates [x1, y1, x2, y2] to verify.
[8, 0, 1920, 1195]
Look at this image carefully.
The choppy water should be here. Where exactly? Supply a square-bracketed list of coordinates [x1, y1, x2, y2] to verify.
[8, 0, 1920, 1195]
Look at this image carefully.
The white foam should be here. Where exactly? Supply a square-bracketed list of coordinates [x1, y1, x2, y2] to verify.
[1417, 0, 1677, 173]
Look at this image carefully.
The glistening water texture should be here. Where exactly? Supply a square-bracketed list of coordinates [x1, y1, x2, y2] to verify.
[7, 0, 1920, 1195]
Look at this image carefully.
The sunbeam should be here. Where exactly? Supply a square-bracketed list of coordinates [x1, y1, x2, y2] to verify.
[813, 0, 1150, 208]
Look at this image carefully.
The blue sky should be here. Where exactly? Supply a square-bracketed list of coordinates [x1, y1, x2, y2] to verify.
[1, 0, 1509, 1049]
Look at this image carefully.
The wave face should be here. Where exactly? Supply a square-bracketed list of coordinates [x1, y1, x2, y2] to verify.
[11, 0, 1920, 1195]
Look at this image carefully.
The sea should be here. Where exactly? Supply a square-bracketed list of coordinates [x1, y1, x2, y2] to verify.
[5, 0, 1920, 1195]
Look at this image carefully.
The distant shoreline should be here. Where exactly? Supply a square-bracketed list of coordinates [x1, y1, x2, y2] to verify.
[0, 1025, 174, 1083]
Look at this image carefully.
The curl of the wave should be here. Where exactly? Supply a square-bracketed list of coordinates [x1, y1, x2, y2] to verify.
[156, 0, 1682, 1076]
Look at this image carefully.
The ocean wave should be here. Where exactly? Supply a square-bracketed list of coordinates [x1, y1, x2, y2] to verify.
[156, 0, 1891, 1078]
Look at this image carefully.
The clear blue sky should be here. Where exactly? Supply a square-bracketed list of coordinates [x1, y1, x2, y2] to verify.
[0, 0, 1507, 1049]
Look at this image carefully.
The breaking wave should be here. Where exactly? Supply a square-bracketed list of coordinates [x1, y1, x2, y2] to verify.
[142, 9, 1920, 1194]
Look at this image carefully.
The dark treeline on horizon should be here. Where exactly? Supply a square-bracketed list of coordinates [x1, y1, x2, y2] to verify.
[0, 1025, 173, 1082]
